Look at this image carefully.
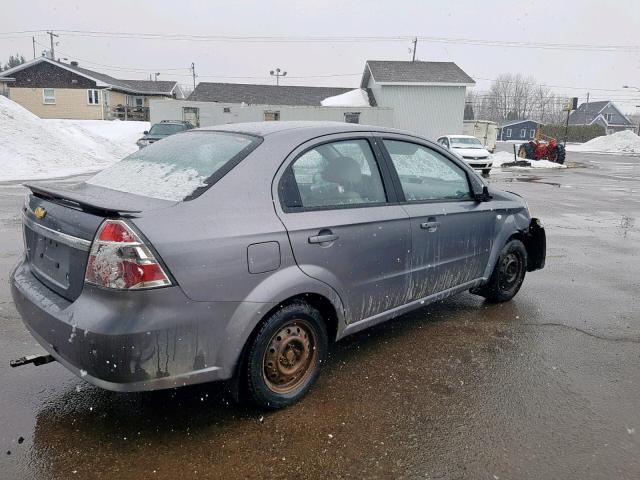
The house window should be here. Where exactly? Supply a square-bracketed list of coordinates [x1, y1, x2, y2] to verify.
[43, 88, 55, 104]
[126, 95, 145, 107]
[87, 89, 100, 105]
[506, 128, 512, 138]
[223, 107, 231, 113]
[530, 129, 536, 138]
[604, 113, 613, 122]
[182, 106, 200, 127]
[264, 111, 280, 121]
[344, 112, 360, 124]
[520, 128, 526, 138]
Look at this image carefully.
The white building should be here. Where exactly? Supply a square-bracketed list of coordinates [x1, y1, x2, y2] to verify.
[150, 60, 475, 140]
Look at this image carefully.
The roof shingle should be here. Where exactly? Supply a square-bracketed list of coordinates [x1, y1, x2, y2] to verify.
[362, 60, 475, 86]
[187, 82, 373, 106]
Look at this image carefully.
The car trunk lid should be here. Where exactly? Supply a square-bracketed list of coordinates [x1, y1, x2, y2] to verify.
[22, 182, 173, 301]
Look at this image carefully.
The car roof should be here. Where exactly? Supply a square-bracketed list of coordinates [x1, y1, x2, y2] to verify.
[447, 135, 477, 139]
[195, 121, 410, 137]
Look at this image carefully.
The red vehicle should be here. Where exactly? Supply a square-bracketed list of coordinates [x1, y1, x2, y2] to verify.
[518, 133, 566, 164]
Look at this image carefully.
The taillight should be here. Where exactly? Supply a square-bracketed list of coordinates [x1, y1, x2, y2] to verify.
[85, 220, 172, 290]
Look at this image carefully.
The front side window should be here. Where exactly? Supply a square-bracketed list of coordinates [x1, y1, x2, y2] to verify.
[286, 139, 386, 209]
[88, 131, 260, 201]
[383, 140, 471, 202]
[87, 89, 100, 105]
[43, 88, 55, 104]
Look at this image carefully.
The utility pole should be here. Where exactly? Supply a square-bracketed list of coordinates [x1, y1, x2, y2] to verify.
[582, 92, 590, 142]
[32, 37, 36, 59]
[270, 67, 287, 86]
[46, 31, 58, 60]
[412, 37, 418, 62]
[191, 62, 196, 91]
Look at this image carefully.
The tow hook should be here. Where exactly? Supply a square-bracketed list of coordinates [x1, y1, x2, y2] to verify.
[10, 354, 56, 368]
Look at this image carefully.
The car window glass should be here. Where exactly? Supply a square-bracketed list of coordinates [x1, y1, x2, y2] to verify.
[290, 139, 386, 208]
[383, 140, 471, 202]
[88, 131, 258, 201]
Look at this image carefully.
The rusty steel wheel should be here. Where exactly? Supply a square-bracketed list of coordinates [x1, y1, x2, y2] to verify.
[244, 302, 328, 409]
[263, 319, 318, 394]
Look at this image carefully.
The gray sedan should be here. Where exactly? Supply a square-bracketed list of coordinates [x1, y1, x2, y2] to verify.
[10, 122, 545, 409]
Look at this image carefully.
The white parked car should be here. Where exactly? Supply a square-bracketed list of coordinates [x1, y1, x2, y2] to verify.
[436, 135, 493, 175]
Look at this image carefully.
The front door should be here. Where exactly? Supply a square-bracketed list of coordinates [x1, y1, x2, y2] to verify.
[380, 137, 495, 299]
[275, 135, 412, 323]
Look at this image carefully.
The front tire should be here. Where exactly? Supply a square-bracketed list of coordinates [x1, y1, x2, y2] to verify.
[472, 239, 528, 302]
[244, 302, 328, 409]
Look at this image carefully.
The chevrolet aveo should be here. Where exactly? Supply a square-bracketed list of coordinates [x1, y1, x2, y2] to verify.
[11, 122, 545, 409]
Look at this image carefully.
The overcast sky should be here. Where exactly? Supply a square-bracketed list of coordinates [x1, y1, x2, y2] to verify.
[2, 0, 639, 112]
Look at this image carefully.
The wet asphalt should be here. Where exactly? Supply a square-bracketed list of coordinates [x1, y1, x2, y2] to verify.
[0, 148, 638, 479]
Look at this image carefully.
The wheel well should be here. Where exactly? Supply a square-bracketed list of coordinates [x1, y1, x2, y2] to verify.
[507, 231, 538, 271]
[233, 293, 340, 379]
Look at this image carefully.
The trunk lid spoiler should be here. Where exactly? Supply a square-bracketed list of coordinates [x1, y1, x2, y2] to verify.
[25, 182, 174, 216]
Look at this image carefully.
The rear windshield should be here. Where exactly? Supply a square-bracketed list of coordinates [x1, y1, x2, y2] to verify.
[87, 131, 260, 201]
[148, 123, 188, 135]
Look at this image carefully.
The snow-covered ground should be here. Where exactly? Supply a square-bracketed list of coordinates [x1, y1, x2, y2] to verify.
[566, 130, 640, 154]
[491, 151, 566, 169]
[0, 96, 148, 182]
[321, 89, 370, 107]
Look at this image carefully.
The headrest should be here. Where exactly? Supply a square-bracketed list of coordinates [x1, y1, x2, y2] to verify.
[321, 156, 362, 185]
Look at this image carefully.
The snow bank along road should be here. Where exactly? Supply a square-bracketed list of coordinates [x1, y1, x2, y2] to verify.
[0, 150, 638, 479]
[0, 96, 148, 182]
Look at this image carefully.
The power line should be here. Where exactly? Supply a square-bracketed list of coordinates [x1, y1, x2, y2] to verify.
[3, 29, 638, 52]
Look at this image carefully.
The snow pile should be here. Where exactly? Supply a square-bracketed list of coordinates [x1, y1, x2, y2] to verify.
[321, 89, 370, 107]
[491, 151, 566, 169]
[0, 96, 148, 182]
[566, 130, 640, 154]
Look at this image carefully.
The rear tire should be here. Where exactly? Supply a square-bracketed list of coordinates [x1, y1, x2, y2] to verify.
[556, 144, 566, 164]
[472, 239, 528, 303]
[243, 302, 327, 409]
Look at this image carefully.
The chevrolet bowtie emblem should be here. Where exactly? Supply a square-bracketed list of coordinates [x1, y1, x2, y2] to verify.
[34, 207, 47, 220]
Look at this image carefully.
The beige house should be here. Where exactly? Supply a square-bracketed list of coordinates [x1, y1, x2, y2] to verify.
[0, 57, 183, 120]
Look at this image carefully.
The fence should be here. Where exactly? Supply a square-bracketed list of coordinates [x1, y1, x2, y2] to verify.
[110, 105, 150, 121]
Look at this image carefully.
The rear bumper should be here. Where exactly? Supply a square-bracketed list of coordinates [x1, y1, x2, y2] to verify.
[10, 260, 271, 392]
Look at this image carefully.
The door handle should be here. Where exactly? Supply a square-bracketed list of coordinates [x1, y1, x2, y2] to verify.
[420, 221, 440, 232]
[308, 233, 339, 244]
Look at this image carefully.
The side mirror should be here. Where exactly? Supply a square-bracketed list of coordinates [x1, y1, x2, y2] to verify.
[143, 130, 149, 134]
[473, 185, 492, 202]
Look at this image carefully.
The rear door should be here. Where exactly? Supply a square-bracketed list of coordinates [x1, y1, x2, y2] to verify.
[274, 133, 412, 323]
[378, 136, 495, 299]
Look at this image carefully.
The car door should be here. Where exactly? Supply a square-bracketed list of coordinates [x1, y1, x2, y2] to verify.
[274, 133, 412, 323]
[378, 136, 495, 299]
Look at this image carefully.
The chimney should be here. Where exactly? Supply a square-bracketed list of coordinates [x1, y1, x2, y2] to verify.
[70, 61, 79, 67]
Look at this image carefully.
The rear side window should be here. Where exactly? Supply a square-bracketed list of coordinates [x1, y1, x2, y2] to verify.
[383, 140, 471, 202]
[285, 139, 386, 209]
[88, 131, 260, 201]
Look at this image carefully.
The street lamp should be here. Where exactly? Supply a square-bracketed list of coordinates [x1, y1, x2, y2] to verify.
[270, 68, 287, 86]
